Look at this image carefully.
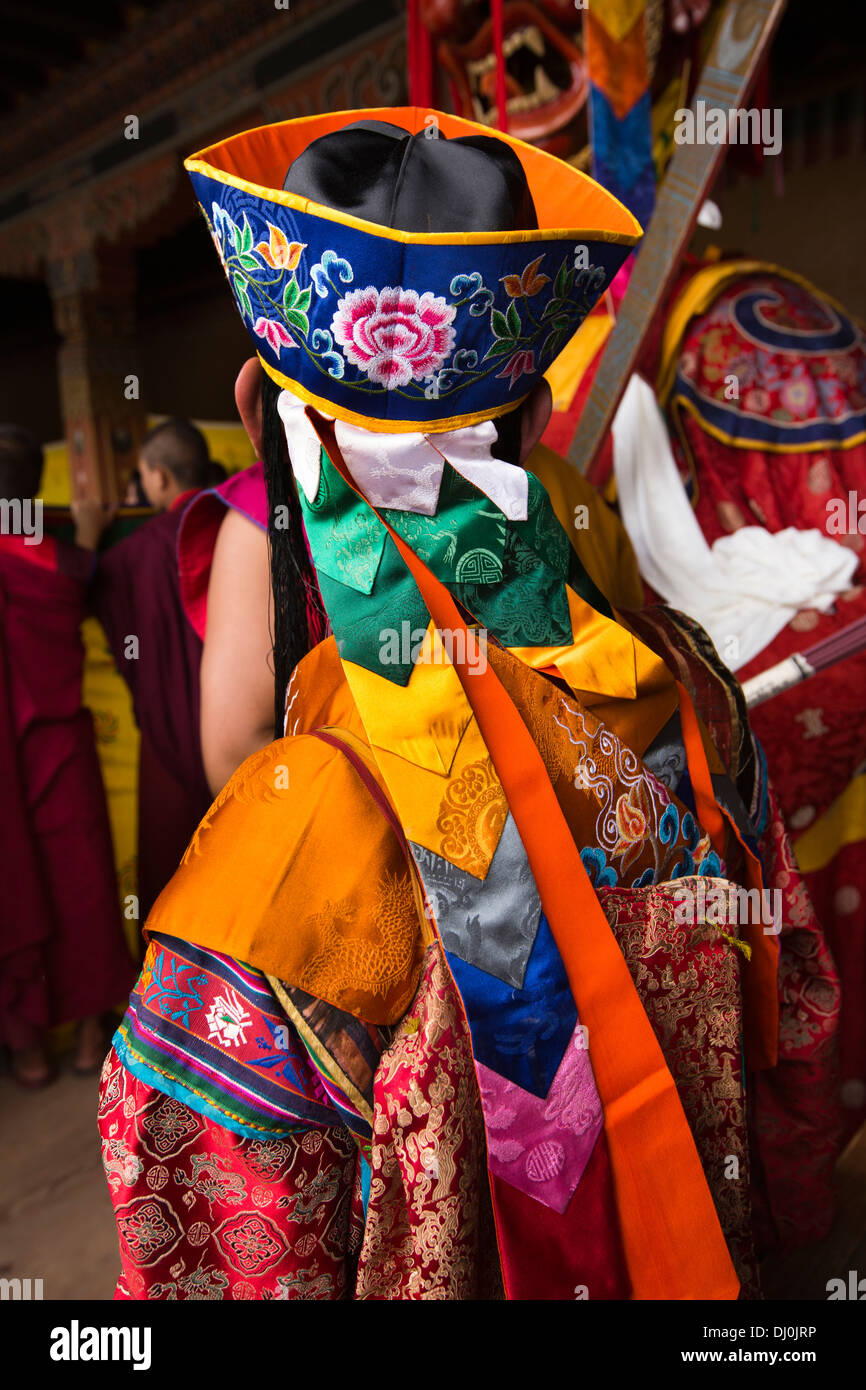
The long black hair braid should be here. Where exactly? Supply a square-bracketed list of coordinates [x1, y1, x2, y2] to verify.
[260, 368, 328, 737]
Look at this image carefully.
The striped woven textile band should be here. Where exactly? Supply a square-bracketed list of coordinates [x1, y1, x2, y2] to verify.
[114, 933, 371, 1142]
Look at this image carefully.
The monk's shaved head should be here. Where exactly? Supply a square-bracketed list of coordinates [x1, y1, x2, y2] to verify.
[140, 419, 210, 490]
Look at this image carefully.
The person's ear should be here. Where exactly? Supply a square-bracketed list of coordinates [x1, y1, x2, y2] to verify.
[518, 378, 553, 465]
[154, 465, 174, 499]
[235, 357, 264, 457]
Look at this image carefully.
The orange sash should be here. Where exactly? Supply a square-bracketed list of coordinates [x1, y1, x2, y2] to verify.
[314, 415, 746, 1300]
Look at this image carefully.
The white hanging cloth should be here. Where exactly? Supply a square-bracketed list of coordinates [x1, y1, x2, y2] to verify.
[612, 374, 858, 671]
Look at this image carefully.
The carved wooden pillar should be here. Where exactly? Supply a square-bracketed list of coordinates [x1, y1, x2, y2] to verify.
[48, 245, 145, 503]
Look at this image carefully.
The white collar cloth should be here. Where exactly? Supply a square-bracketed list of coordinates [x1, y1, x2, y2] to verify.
[277, 389, 529, 521]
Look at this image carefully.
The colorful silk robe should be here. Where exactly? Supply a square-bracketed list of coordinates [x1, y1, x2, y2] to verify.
[99, 442, 838, 1298]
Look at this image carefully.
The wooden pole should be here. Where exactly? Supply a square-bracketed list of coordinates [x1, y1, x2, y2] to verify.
[567, 0, 788, 478]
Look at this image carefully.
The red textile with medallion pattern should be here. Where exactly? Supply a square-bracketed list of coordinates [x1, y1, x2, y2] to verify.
[100, 917, 760, 1299]
[98, 1048, 361, 1300]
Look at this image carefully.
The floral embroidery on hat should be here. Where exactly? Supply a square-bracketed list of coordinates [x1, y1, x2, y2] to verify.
[331, 286, 457, 389]
[198, 187, 625, 421]
[500, 255, 551, 300]
[255, 223, 305, 270]
[254, 316, 297, 354]
[497, 348, 536, 390]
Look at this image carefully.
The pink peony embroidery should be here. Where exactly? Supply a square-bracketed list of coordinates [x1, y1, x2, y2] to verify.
[253, 316, 296, 354]
[331, 286, 456, 389]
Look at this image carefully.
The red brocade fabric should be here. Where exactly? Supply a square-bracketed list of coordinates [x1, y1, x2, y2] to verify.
[747, 786, 843, 1253]
[99, 945, 503, 1301]
[101, 920, 763, 1299]
[805, 838, 866, 1137]
[598, 882, 759, 1297]
[623, 606, 842, 1256]
[738, 593, 866, 827]
[355, 944, 504, 1300]
[674, 407, 866, 590]
[668, 274, 866, 1147]
[98, 1048, 360, 1300]
[737, 601, 865, 1149]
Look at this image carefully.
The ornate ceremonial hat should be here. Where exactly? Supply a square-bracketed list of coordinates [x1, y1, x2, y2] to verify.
[185, 107, 641, 434]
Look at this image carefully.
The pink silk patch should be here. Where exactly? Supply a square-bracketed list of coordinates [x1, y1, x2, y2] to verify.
[476, 1021, 603, 1213]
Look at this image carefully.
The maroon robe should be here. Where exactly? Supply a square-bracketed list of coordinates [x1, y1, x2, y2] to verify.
[0, 532, 134, 1049]
[91, 494, 212, 921]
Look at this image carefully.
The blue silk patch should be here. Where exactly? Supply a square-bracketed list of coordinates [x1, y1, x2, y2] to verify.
[446, 913, 577, 1099]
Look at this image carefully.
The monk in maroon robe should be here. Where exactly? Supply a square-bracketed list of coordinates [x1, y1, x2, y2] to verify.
[90, 420, 213, 923]
[0, 426, 134, 1086]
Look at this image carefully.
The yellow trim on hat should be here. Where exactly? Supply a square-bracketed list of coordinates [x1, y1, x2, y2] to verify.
[257, 355, 527, 435]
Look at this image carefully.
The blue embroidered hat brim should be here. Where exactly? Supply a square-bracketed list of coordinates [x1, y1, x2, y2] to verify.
[185, 106, 642, 434]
